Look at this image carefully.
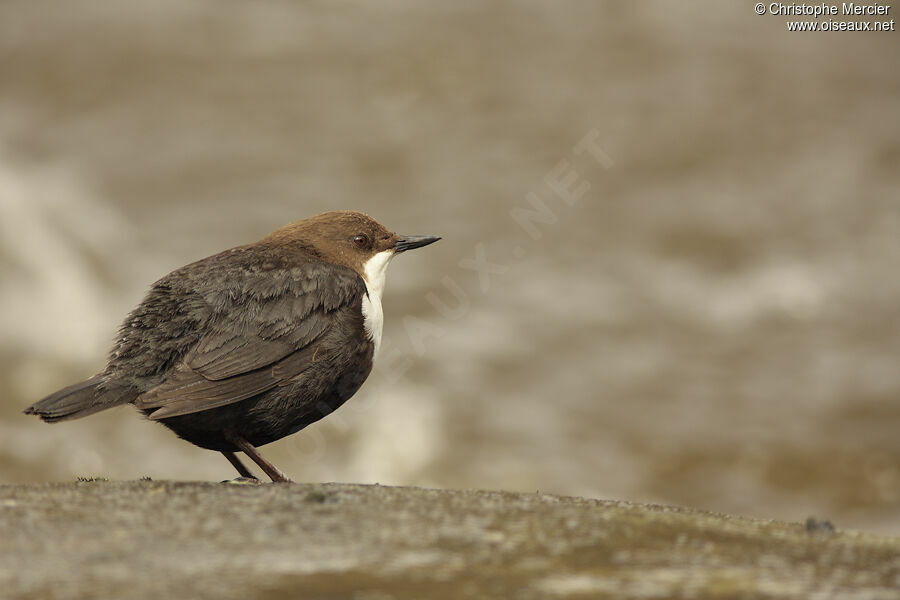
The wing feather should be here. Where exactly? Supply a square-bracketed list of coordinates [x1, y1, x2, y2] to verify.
[133, 260, 364, 419]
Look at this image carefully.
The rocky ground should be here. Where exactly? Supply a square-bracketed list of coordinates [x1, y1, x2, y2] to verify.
[1, 481, 898, 599]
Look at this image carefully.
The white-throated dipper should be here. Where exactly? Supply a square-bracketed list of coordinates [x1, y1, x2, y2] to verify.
[25, 210, 440, 482]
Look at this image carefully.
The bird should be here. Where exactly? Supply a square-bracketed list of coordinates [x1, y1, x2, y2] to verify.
[24, 210, 440, 483]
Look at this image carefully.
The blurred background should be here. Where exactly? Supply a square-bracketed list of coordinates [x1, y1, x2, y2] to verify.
[1, 2, 898, 534]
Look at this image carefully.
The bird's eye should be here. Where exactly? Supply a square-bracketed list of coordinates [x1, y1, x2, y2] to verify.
[353, 234, 370, 248]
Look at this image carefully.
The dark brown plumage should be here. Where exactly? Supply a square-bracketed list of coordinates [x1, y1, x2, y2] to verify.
[25, 211, 440, 482]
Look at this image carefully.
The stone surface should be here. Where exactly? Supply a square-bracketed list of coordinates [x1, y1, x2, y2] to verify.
[1, 481, 898, 599]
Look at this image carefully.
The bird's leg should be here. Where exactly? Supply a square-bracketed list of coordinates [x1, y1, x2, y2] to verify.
[223, 430, 293, 483]
[221, 451, 257, 480]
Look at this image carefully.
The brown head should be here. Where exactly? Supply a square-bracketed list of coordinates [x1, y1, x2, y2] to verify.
[262, 210, 440, 284]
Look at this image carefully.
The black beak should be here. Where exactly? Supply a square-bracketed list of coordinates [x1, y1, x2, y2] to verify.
[394, 235, 441, 253]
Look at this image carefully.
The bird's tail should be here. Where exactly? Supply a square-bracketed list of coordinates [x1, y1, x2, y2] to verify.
[24, 375, 129, 423]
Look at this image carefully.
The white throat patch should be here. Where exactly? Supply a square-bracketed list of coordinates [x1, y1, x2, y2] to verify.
[360, 250, 394, 354]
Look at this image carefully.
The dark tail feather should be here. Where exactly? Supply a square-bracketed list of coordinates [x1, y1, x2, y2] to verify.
[24, 376, 124, 423]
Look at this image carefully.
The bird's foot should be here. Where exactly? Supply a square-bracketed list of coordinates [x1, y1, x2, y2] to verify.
[268, 472, 294, 484]
[221, 476, 261, 485]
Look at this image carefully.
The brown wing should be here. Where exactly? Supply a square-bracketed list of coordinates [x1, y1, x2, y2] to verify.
[134, 261, 365, 420]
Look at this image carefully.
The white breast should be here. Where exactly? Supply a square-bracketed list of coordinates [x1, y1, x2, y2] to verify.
[360, 250, 394, 354]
